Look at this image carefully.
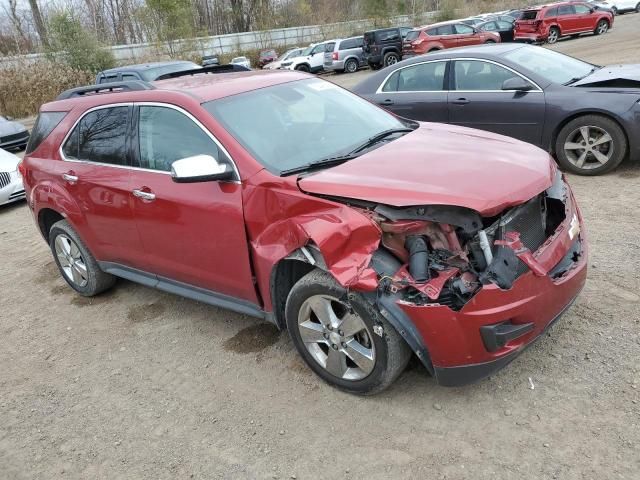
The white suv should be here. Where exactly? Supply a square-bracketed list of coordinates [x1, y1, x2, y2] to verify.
[281, 42, 330, 73]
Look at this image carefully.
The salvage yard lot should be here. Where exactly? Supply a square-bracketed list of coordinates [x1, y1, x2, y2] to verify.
[1, 15, 639, 480]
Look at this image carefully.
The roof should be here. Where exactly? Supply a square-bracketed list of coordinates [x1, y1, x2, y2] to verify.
[43, 70, 311, 112]
[99, 60, 197, 74]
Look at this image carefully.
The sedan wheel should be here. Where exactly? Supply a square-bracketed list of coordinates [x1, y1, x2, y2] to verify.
[55, 234, 88, 287]
[555, 115, 627, 175]
[297, 294, 375, 381]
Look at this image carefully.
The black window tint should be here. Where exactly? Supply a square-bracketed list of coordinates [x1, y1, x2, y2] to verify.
[324, 42, 336, 52]
[425, 28, 438, 36]
[340, 38, 356, 49]
[26, 111, 67, 154]
[481, 21, 498, 31]
[574, 4, 590, 14]
[521, 9, 540, 20]
[454, 23, 474, 34]
[379, 29, 399, 41]
[405, 30, 420, 41]
[396, 62, 447, 91]
[63, 106, 129, 164]
[558, 5, 574, 15]
[454, 60, 524, 91]
[545, 7, 558, 17]
[137, 106, 220, 172]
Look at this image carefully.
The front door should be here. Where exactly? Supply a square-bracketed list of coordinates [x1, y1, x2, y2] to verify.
[448, 60, 546, 146]
[129, 104, 258, 303]
[57, 104, 145, 267]
[454, 23, 481, 47]
[370, 60, 449, 123]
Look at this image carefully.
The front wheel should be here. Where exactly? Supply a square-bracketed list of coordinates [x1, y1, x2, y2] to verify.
[295, 64, 310, 72]
[547, 27, 560, 44]
[49, 220, 116, 296]
[555, 115, 627, 175]
[383, 52, 399, 67]
[595, 19, 609, 35]
[285, 269, 411, 395]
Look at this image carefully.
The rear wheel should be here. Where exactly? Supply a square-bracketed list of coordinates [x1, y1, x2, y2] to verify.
[49, 220, 116, 296]
[555, 115, 627, 175]
[285, 269, 411, 395]
[595, 19, 609, 35]
[383, 52, 399, 67]
[484, 39, 496, 44]
[547, 26, 560, 44]
[344, 58, 358, 74]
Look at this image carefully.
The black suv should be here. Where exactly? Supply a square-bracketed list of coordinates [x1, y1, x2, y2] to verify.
[95, 61, 202, 84]
[363, 27, 412, 69]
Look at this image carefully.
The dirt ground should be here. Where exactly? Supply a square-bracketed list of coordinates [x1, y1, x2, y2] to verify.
[1, 14, 640, 480]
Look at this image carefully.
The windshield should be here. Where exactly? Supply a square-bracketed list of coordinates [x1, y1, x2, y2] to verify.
[281, 49, 298, 60]
[203, 78, 405, 175]
[501, 46, 595, 84]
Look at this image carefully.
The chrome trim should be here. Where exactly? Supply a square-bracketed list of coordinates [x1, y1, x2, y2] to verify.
[375, 57, 543, 94]
[132, 189, 156, 201]
[58, 101, 241, 184]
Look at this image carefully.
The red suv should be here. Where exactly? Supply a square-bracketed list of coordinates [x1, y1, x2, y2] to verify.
[514, 1, 613, 44]
[21, 71, 587, 394]
[403, 21, 500, 57]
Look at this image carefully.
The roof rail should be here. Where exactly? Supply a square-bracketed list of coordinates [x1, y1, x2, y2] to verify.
[155, 63, 251, 81]
[56, 80, 155, 101]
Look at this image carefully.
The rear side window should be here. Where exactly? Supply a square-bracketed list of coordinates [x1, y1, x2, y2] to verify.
[324, 42, 336, 53]
[481, 22, 498, 31]
[545, 7, 558, 17]
[436, 25, 455, 35]
[521, 9, 540, 20]
[378, 29, 399, 41]
[340, 37, 363, 49]
[558, 5, 575, 15]
[26, 111, 67, 154]
[454, 60, 523, 91]
[137, 106, 221, 172]
[382, 61, 447, 92]
[62, 106, 129, 165]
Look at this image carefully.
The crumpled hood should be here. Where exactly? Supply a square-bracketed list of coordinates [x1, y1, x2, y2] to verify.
[0, 147, 20, 172]
[573, 64, 640, 88]
[298, 123, 554, 217]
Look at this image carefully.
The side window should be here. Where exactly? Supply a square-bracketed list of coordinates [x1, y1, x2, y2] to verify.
[122, 73, 139, 81]
[574, 4, 590, 14]
[425, 28, 438, 36]
[26, 111, 67, 154]
[454, 24, 475, 34]
[545, 7, 558, 17]
[482, 22, 498, 31]
[558, 5, 575, 15]
[310, 45, 324, 55]
[436, 25, 455, 35]
[383, 62, 447, 92]
[454, 60, 526, 91]
[497, 21, 514, 29]
[99, 74, 118, 84]
[137, 106, 221, 172]
[62, 106, 129, 165]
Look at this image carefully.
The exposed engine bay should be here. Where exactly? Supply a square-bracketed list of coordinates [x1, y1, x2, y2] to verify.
[363, 170, 579, 311]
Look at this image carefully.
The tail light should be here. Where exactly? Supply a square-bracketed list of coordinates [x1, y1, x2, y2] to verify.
[332, 52, 338, 61]
[534, 20, 543, 31]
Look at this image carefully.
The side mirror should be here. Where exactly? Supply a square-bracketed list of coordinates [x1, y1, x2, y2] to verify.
[171, 154, 234, 183]
[502, 76, 534, 92]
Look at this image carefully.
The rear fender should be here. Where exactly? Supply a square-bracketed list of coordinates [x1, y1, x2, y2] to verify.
[31, 180, 86, 241]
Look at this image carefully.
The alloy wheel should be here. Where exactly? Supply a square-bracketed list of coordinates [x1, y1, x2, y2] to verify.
[54, 234, 88, 287]
[297, 294, 376, 381]
[385, 55, 398, 66]
[563, 125, 615, 170]
[597, 21, 609, 34]
[346, 60, 358, 73]
[547, 29, 559, 44]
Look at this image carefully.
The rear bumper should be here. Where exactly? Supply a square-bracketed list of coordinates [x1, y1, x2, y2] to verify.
[514, 32, 545, 42]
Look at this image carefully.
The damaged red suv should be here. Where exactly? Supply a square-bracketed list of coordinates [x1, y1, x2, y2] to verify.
[21, 70, 587, 394]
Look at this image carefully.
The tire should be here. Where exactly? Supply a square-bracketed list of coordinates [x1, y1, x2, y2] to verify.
[547, 26, 560, 44]
[383, 52, 400, 67]
[344, 58, 358, 74]
[484, 39, 496, 44]
[554, 115, 627, 175]
[594, 19, 609, 35]
[49, 219, 116, 296]
[295, 64, 310, 72]
[285, 269, 411, 395]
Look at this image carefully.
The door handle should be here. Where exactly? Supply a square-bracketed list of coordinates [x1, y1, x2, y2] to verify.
[380, 99, 394, 106]
[452, 98, 470, 105]
[62, 172, 78, 184]
[132, 189, 156, 201]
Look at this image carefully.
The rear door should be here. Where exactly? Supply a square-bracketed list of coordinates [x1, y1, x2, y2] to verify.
[436, 25, 457, 48]
[58, 104, 145, 267]
[370, 60, 449, 122]
[448, 59, 545, 146]
[128, 103, 258, 303]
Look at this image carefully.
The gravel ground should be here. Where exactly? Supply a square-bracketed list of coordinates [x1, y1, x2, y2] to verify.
[1, 14, 640, 480]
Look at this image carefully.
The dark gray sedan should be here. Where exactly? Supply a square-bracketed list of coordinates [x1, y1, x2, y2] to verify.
[353, 44, 640, 175]
[0, 115, 29, 151]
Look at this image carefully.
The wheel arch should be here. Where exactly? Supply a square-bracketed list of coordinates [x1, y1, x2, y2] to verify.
[37, 208, 65, 243]
[549, 110, 629, 156]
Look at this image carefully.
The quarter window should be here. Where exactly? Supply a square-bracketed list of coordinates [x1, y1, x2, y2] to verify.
[454, 60, 526, 91]
[436, 25, 455, 35]
[137, 106, 221, 172]
[382, 62, 447, 92]
[454, 24, 475, 34]
[26, 111, 67, 154]
[62, 106, 129, 165]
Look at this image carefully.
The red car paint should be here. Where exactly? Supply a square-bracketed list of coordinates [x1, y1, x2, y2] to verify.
[514, 1, 613, 43]
[403, 22, 500, 56]
[23, 70, 587, 386]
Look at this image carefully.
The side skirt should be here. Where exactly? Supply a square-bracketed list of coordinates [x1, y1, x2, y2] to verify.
[99, 262, 267, 320]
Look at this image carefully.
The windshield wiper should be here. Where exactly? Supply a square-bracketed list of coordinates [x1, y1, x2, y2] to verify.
[280, 154, 357, 176]
[348, 127, 415, 155]
[564, 66, 601, 86]
[280, 127, 415, 176]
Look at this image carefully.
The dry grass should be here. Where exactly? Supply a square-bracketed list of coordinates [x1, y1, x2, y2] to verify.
[0, 60, 93, 118]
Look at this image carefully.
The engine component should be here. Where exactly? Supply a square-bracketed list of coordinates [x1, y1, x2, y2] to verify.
[405, 235, 430, 282]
